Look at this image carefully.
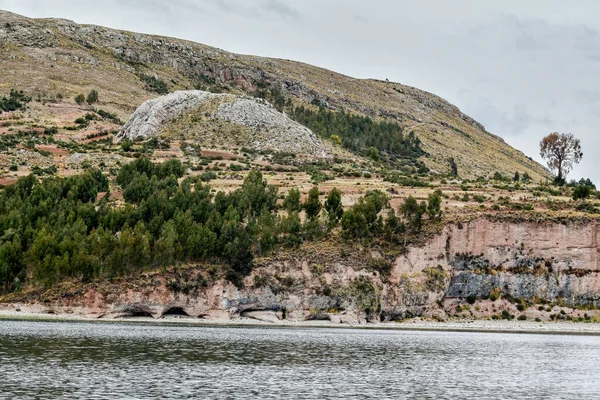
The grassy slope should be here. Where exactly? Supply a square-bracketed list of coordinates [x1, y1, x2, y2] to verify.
[0, 9, 548, 180]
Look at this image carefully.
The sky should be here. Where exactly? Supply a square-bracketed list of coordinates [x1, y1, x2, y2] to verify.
[1, 0, 598, 183]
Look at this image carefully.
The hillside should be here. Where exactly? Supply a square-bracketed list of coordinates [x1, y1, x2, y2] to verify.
[4, 10, 600, 326]
[0, 9, 548, 180]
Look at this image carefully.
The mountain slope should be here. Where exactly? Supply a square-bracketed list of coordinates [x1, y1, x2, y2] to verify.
[0, 10, 548, 179]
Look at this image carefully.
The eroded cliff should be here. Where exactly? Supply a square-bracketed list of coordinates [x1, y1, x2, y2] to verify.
[6, 218, 599, 324]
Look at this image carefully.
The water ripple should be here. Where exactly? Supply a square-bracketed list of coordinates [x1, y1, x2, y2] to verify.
[0, 321, 598, 399]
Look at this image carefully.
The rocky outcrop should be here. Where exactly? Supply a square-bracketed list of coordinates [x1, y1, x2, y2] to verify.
[394, 219, 600, 307]
[115, 90, 333, 159]
[214, 97, 330, 158]
[115, 90, 225, 142]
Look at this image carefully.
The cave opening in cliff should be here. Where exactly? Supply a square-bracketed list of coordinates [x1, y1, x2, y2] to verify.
[162, 307, 190, 317]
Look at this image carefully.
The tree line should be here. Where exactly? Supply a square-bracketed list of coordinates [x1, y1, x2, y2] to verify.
[0, 159, 442, 293]
[251, 81, 424, 163]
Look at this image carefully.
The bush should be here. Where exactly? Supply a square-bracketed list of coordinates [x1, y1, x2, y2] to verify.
[501, 310, 514, 320]
[74, 93, 85, 105]
[0, 89, 32, 112]
[489, 287, 501, 301]
[139, 74, 169, 94]
[200, 170, 217, 182]
[573, 185, 592, 200]
[86, 90, 99, 104]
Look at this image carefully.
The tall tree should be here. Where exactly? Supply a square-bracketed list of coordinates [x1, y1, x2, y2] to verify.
[324, 187, 343, 226]
[283, 188, 301, 213]
[539, 132, 583, 185]
[304, 186, 322, 220]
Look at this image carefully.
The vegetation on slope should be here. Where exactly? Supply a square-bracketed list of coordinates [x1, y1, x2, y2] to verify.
[0, 10, 551, 180]
[0, 158, 446, 294]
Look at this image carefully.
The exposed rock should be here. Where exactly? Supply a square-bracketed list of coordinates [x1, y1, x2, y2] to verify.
[394, 219, 600, 307]
[203, 309, 231, 321]
[215, 97, 331, 158]
[115, 90, 226, 142]
[241, 310, 282, 323]
[115, 90, 333, 160]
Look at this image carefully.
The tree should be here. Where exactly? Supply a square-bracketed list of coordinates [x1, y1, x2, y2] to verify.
[239, 170, 278, 218]
[283, 188, 301, 213]
[324, 187, 343, 226]
[341, 208, 368, 238]
[400, 195, 426, 232]
[448, 157, 458, 177]
[74, 93, 85, 105]
[367, 147, 380, 162]
[426, 190, 443, 220]
[304, 186, 321, 220]
[86, 90, 99, 104]
[513, 172, 520, 182]
[540, 132, 583, 185]
[522, 172, 531, 183]
[341, 190, 388, 238]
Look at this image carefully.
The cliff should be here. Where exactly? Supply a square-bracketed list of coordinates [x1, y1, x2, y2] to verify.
[5, 218, 599, 324]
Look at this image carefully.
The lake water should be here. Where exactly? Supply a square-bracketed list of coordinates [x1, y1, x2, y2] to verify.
[0, 320, 599, 399]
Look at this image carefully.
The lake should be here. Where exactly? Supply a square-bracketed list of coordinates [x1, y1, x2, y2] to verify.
[0, 320, 598, 399]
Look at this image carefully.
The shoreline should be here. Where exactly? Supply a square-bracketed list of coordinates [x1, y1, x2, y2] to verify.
[2, 309, 600, 336]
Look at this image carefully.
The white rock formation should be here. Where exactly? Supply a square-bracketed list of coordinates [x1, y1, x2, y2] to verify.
[115, 90, 333, 159]
[114, 90, 226, 142]
[214, 97, 330, 158]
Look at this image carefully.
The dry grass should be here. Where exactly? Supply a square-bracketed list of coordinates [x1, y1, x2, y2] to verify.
[0, 10, 550, 182]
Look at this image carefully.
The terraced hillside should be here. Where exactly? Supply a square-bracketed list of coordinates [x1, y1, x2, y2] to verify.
[0, 9, 548, 180]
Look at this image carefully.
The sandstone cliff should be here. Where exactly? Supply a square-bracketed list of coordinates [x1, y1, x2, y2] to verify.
[8, 218, 598, 324]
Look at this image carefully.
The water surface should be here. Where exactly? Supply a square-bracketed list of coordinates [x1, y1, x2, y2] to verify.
[0, 320, 598, 399]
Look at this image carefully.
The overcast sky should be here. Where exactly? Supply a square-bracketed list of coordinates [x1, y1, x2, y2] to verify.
[2, 0, 598, 183]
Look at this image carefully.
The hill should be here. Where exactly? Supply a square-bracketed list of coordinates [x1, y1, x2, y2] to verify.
[5, 10, 600, 326]
[0, 9, 548, 180]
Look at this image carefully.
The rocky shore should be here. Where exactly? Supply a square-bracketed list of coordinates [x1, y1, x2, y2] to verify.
[2, 305, 600, 335]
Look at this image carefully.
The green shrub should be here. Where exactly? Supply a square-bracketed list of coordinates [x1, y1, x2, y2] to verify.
[86, 90, 99, 104]
[139, 74, 169, 94]
[573, 185, 592, 200]
[489, 287, 501, 301]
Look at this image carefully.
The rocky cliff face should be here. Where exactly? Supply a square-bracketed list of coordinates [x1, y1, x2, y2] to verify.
[395, 219, 600, 308]
[13, 218, 599, 324]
